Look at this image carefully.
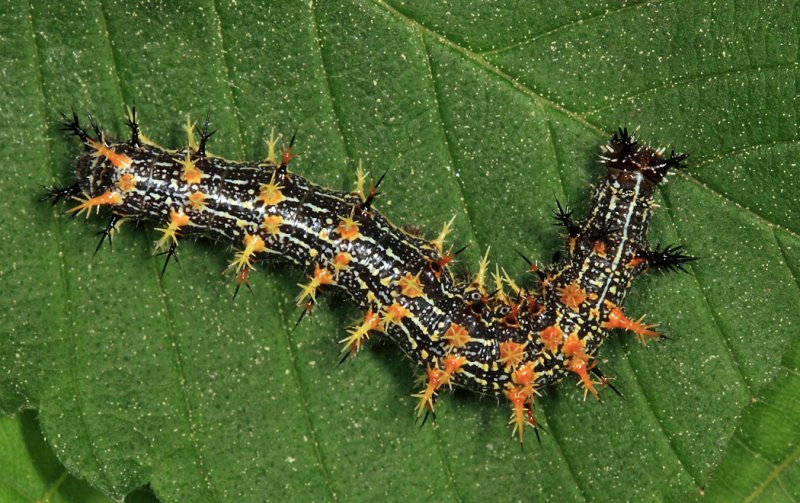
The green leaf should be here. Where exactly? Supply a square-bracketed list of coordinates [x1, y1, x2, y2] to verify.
[0, 410, 155, 503]
[694, 328, 800, 502]
[0, 410, 96, 503]
[1, 0, 797, 501]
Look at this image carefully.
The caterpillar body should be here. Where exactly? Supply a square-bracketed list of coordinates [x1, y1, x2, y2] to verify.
[47, 110, 693, 440]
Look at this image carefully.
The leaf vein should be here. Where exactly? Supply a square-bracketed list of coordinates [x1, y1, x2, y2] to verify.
[660, 192, 754, 394]
[586, 61, 799, 115]
[478, 0, 664, 56]
[738, 417, 800, 503]
[275, 294, 339, 501]
[209, 0, 246, 159]
[418, 37, 476, 503]
[96, 0, 221, 496]
[421, 37, 586, 500]
[679, 170, 800, 241]
[772, 228, 800, 296]
[377, 0, 800, 247]
[309, 0, 355, 165]
[373, 0, 607, 138]
[619, 348, 703, 485]
[692, 138, 800, 170]
[146, 233, 220, 501]
[27, 0, 111, 490]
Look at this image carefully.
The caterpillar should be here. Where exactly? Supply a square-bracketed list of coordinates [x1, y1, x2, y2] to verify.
[46, 109, 693, 441]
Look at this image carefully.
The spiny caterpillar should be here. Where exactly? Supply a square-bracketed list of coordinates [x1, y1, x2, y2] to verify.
[46, 109, 694, 441]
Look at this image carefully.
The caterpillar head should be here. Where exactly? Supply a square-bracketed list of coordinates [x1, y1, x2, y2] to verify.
[600, 127, 688, 184]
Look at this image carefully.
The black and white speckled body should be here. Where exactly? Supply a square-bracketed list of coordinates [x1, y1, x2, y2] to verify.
[51, 113, 691, 439]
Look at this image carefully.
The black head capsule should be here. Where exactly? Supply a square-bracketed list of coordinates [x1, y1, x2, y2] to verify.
[603, 127, 690, 184]
[611, 126, 638, 156]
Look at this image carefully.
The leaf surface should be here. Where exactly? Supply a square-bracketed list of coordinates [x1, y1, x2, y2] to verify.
[0, 1, 797, 501]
